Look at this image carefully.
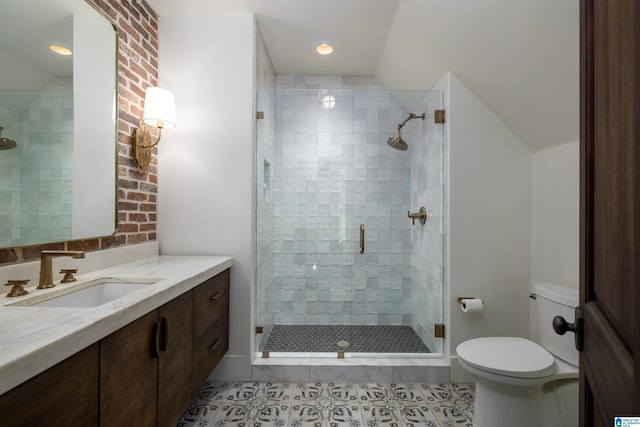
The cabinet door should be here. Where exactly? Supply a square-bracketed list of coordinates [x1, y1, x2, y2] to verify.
[0, 344, 99, 427]
[100, 311, 158, 427]
[158, 291, 193, 427]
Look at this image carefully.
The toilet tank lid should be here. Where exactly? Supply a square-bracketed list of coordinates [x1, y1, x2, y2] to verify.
[534, 283, 578, 307]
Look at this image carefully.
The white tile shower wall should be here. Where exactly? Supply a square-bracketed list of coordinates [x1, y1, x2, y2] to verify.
[21, 77, 74, 245]
[409, 92, 445, 353]
[271, 75, 412, 326]
[0, 77, 73, 246]
[0, 111, 21, 244]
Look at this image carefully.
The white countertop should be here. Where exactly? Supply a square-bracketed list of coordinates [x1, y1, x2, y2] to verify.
[0, 254, 233, 395]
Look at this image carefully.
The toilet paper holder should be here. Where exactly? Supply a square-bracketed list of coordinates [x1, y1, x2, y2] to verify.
[458, 297, 484, 313]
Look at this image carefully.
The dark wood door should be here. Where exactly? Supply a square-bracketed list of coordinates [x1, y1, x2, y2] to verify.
[580, 0, 640, 425]
[100, 311, 158, 427]
[158, 291, 194, 427]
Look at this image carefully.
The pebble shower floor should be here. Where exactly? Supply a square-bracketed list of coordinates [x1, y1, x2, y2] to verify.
[176, 381, 474, 426]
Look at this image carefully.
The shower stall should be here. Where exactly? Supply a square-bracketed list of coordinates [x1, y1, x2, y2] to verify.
[255, 75, 445, 358]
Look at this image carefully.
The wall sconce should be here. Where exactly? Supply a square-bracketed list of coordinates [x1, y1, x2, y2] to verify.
[133, 86, 176, 174]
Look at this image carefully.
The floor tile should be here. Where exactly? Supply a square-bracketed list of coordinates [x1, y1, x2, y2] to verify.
[176, 381, 474, 427]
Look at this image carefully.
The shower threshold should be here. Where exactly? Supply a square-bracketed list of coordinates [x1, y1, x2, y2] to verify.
[262, 325, 431, 354]
[252, 348, 449, 383]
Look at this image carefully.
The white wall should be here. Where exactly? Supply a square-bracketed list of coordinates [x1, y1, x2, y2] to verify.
[375, 0, 578, 152]
[530, 141, 579, 340]
[445, 73, 532, 382]
[157, 14, 255, 380]
[531, 141, 579, 288]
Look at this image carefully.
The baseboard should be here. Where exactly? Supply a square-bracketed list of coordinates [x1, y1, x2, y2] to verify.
[207, 354, 253, 381]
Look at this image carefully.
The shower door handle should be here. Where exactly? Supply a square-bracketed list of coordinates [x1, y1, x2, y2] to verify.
[359, 224, 365, 254]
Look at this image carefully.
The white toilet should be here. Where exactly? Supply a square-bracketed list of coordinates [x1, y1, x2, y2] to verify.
[456, 283, 579, 427]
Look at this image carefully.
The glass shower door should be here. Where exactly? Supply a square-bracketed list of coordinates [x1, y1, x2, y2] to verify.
[255, 84, 445, 357]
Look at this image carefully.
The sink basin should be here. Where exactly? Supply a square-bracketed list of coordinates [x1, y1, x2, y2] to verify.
[10, 277, 162, 308]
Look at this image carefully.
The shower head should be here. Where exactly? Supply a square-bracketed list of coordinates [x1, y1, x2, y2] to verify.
[0, 127, 16, 150]
[387, 131, 408, 151]
[386, 113, 425, 151]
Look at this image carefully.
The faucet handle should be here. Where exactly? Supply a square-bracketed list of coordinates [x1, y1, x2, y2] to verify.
[408, 207, 428, 225]
[60, 269, 78, 283]
[5, 280, 29, 297]
[407, 211, 414, 225]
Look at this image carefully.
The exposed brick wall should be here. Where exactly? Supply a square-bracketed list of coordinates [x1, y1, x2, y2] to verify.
[0, 0, 159, 265]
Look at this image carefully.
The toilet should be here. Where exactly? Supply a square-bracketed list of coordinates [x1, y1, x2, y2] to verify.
[456, 283, 579, 427]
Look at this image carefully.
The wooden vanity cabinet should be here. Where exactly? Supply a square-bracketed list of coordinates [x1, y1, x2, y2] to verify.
[100, 291, 193, 427]
[0, 268, 229, 427]
[0, 343, 99, 427]
[192, 268, 230, 394]
[100, 268, 229, 427]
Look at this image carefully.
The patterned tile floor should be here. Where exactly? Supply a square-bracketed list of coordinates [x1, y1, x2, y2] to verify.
[263, 325, 431, 353]
[176, 382, 474, 426]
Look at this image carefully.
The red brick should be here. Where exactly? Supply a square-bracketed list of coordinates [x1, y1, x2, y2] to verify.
[127, 234, 148, 244]
[129, 213, 147, 222]
[0, 249, 18, 265]
[119, 223, 139, 233]
[127, 191, 148, 201]
[68, 239, 101, 251]
[140, 224, 156, 232]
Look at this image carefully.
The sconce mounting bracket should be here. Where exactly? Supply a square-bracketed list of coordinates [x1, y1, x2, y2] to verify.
[134, 121, 161, 174]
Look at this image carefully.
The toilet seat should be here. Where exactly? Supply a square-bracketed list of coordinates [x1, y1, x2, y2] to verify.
[457, 337, 556, 379]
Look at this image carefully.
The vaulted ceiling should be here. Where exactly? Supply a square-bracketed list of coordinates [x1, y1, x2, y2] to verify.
[147, 0, 579, 152]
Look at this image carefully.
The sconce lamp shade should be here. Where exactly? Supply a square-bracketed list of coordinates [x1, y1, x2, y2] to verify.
[142, 87, 176, 129]
[134, 86, 176, 174]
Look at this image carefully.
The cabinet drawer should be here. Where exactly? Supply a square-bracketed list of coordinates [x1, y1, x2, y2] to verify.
[193, 269, 229, 338]
[192, 318, 228, 394]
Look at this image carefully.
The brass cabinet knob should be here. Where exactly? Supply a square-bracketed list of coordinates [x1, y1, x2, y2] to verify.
[5, 280, 29, 297]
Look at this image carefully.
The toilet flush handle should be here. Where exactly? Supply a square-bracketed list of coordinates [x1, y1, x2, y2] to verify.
[552, 306, 584, 352]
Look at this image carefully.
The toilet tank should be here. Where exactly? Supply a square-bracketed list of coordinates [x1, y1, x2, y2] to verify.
[535, 283, 579, 366]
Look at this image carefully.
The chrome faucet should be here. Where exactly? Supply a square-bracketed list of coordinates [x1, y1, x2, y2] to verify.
[38, 250, 85, 289]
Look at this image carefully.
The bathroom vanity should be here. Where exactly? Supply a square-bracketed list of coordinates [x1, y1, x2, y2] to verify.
[0, 254, 232, 427]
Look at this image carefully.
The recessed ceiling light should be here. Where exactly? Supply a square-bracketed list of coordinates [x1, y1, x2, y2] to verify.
[315, 43, 334, 55]
[48, 44, 72, 56]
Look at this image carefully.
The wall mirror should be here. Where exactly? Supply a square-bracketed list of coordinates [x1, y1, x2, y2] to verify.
[0, 0, 117, 249]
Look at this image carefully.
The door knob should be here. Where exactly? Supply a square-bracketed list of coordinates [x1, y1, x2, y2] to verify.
[552, 306, 584, 352]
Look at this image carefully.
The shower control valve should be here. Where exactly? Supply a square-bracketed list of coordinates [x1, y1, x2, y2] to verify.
[408, 207, 428, 225]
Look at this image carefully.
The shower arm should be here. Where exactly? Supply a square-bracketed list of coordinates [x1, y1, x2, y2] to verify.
[397, 113, 426, 130]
